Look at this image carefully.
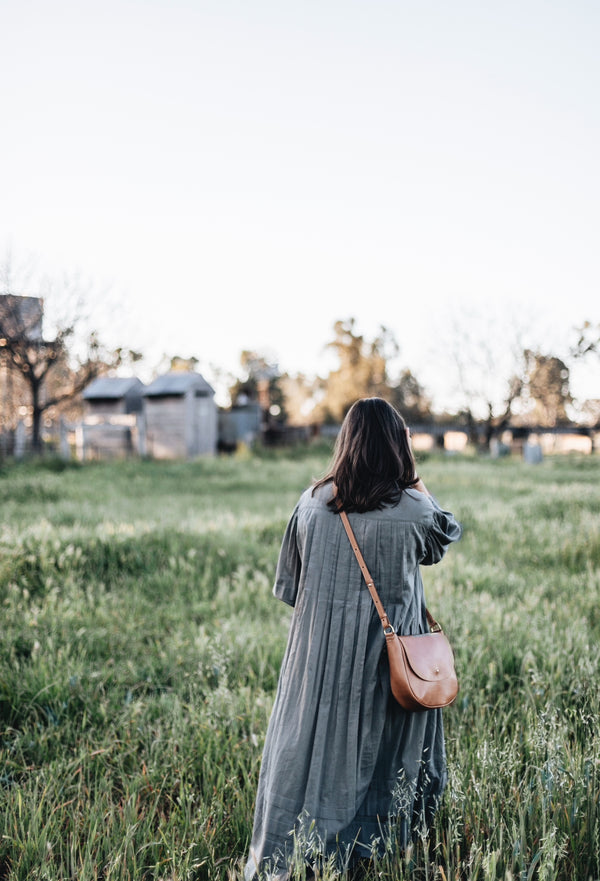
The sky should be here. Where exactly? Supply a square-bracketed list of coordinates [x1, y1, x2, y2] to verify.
[1, 0, 598, 410]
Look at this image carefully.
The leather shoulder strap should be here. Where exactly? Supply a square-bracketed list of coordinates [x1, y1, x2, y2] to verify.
[338, 508, 393, 633]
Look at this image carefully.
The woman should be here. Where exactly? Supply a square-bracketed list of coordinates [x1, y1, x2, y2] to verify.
[244, 398, 462, 880]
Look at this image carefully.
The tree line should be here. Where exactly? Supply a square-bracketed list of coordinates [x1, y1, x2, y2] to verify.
[1, 260, 598, 454]
[231, 318, 599, 444]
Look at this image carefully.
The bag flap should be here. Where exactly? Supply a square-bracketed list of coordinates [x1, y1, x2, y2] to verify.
[398, 632, 456, 682]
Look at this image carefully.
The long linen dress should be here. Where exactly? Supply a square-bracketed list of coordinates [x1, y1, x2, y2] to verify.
[244, 481, 462, 879]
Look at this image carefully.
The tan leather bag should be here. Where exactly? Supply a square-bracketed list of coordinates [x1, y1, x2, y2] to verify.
[338, 508, 458, 712]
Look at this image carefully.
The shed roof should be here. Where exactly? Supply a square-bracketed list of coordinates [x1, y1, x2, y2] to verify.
[143, 372, 215, 397]
[83, 377, 145, 400]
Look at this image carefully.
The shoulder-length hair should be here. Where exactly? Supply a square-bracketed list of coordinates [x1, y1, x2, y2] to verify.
[313, 397, 418, 513]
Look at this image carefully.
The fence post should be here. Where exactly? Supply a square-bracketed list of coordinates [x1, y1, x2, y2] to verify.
[14, 420, 26, 459]
[75, 424, 86, 461]
[136, 414, 147, 457]
[59, 418, 71, 461]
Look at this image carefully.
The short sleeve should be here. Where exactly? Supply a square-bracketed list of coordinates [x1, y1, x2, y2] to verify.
[273, 503, 302, 606]
[420, 495, 462, 565]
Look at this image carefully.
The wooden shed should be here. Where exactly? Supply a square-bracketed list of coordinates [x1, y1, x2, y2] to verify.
[79, 377, 146, 459]
[143, 372, 217, 459]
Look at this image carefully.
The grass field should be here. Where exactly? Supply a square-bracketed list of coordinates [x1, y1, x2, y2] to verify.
[1, 447, 599, 881]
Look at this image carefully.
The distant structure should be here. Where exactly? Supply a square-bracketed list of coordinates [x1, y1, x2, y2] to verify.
[75, 371, 217, 460]
[0, 294, 43, 341]
[83, 377, 145, 417]
[218, 399, 262, 451]
[77, 377, 147, 459]
[143, 371, 217, 459]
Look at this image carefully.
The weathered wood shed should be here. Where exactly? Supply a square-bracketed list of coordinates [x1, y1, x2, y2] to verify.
[79, 377, 146, 459]
[143, 372, 217, 459]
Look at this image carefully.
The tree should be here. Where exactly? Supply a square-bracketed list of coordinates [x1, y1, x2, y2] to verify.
[0, 258, 140, 453]
[169, 355, 199, 373]
[389, 369, 432, 422]
[522, 351, 573, 426]
[278, 372, 320, 425]
[571, 321, 600, 360]
[441, 308, 533, 446]
[315, 319, 399, 423]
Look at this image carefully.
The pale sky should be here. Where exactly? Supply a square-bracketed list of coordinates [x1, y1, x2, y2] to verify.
[1, 0, 598, 409]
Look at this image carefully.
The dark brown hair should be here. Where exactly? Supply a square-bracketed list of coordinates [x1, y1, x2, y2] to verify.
[313, 397, 418, 513]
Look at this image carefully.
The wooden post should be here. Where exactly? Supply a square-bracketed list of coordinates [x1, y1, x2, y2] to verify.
[75, 423, 86, 461]
[14, 420, 26, 459]
[59, 418, 71, 461]
[136, 413, 147, 457]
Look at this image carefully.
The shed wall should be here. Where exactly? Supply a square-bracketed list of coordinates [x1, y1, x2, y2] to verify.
[145, 394, 217, 458]
[193, 395, 218, 455]
[146, 398, 188, 459]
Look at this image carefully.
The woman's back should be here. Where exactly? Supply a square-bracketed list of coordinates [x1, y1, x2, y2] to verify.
[277, 481, 460, 615]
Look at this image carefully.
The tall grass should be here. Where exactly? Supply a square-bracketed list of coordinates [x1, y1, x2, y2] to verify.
[0, 450, 599, 880]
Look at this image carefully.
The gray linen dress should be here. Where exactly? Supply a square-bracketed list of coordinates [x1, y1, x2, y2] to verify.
[245, 482, 462, 879]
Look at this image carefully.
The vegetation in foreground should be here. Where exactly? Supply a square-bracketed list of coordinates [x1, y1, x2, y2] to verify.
[1, 449, 599, 880]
